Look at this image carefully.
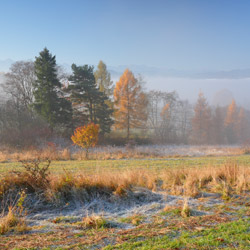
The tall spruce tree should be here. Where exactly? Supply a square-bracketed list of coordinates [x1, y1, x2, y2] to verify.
[68, 64, 113, 135]
[94, 91, 113, 135]
[33, 48, 72, 129]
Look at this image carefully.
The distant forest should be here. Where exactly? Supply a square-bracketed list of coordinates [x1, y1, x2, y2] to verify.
[0, 48, 250, 148]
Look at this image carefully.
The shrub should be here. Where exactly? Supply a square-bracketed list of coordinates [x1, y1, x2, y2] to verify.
[18, 158, 51, 191]
[71, 123, 99, 159]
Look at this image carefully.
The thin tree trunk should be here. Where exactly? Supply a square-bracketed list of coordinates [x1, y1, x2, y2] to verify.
[127, 85, 130, 142]
[85, 148, 89, 160]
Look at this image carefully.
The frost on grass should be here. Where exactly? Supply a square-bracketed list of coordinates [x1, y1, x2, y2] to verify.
[1, 182, 249, 250]
[25, 187, 226, 233]
[91, 144, 242, 158]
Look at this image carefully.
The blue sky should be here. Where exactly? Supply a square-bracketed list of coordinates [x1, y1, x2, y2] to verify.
[1, 0, 250, 70]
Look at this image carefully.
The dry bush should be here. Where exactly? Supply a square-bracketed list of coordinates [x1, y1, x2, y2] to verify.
[0, 159, 51, 211]
[82, 215, 107, 229]
[11, 159, 51, 192]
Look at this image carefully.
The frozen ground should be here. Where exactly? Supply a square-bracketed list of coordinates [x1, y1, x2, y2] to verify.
[26, 188, 226, 233]
[2, 185, 250, 249]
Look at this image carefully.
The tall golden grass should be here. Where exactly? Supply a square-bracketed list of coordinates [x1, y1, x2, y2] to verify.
[1, 162, 249, 206]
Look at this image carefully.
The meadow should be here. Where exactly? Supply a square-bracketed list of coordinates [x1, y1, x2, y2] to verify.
[0, 146, 250, 249]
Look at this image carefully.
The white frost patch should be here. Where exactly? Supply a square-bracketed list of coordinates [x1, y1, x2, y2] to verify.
[27, 188, 223, 231]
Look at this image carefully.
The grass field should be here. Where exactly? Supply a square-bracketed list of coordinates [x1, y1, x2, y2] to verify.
[0, 150, 250, 249]
[1, 154, 250, 175]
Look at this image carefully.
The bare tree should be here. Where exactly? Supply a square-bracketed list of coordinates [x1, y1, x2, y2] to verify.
[177, 100, 193, 143]
[147, 90, 162, 132]
[147, 90, 187, 143]
[0, 100, 50, 147]
[4, 61, 35, 108]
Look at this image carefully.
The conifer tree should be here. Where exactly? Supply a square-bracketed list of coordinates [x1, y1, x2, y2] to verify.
[33, 48, 72, 129]
[191, 92, 212, 144]
[68, 64, 97, 123]
[114, 69, 147, 140]
[93, 91, 113, 135]
[68, 64, 113, 135]
[94, 60, 114, 98]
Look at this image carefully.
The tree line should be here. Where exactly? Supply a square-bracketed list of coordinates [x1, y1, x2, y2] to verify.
[0, 47, 249, 147]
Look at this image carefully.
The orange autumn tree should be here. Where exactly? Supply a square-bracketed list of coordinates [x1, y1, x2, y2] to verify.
[224, 99, 238, 143]
[71, 123, 99, 159]
[114, 69, 147, 141]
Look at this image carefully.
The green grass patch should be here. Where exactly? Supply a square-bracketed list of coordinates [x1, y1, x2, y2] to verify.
[103, 218, 250, 249]
[1, 155, 250, 175]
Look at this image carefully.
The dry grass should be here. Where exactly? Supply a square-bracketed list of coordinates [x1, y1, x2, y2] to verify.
[0, 206, 29, 235]
[0, 147, 159, 162]
[0, 160, 250, 210]
[0, 207, 18, 234]
[181, 199, 191, 217]
[82, 215, 107, 229]
[119, 214, 144, 225]
[0, 145, 245, 163]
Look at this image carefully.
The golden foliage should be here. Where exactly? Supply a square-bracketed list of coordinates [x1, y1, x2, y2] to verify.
[160, 103, 170, 119]
[71, 123, 99, 158]
[225, 99, 237, 126]
[224, 100, 239, 143]
[114, 69, 147, 139]
[71, 123, 99, 149]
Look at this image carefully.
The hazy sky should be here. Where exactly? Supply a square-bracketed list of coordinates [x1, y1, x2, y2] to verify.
[1, 0, 250, 70]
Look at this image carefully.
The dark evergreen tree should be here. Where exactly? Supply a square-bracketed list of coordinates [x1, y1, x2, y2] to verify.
[33, 48, 72, 129]
[94, 91, 113, 135]
[68, 64, 113, 134]
[68, 64, 97, 123]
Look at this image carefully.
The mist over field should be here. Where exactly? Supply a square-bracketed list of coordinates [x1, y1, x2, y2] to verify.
[144, 76, 250, 107]
[109, 65, 250, 108]
[1, 1, 250, 249]
[2, 60, 250, 108]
